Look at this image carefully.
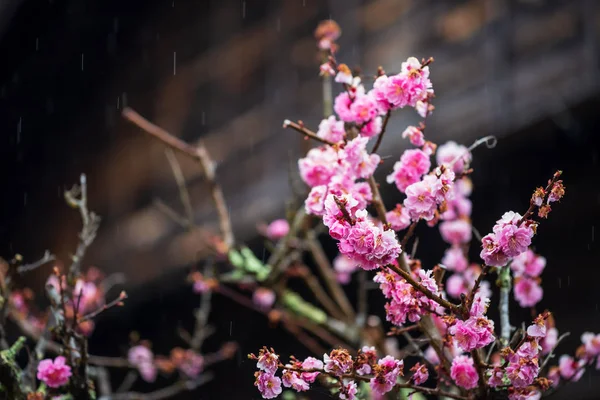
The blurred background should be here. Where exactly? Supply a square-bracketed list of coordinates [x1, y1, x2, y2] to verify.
[0, 0, 599, 398]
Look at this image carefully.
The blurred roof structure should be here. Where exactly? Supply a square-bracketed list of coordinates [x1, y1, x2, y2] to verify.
[1, 0, 599, 283]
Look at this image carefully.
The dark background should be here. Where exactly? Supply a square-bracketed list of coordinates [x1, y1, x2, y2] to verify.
[1, 0, 599, 398]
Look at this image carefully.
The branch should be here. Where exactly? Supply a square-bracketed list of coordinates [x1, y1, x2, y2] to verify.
[498, 266, 512, 345]
[99, 373, 214, 400]
[370, 110, 391, 154]
[122, 107, 234, 251]
[305, 231, 356, 321]
[64, 174, 101, 280]
[282, 120, 336, 146]
[17, 250, 56, 274]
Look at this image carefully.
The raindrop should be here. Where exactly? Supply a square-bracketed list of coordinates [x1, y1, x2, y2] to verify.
[116, 96, 120, 109]
[229, 321, 233, 336]
[201, 111, 206, 125]
[592, 226, 595, 242]
[242, 1, 246, 18]
[276, 18, 280, 32]
[81, 53, 84, 71]
[173, 52, 177, 75]
[303, 0, 306, 6]
[172, 0, 175, 7]
[122, 92, 128, 108]
[113, 17, 119, 33]
[17, 117, 22, 143]
[558, 278, 561, 289]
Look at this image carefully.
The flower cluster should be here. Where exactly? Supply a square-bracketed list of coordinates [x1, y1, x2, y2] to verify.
[374, 267, 442, 326]
[37, 356, 72, 388]
[511, 250, 546, 308]
[251, 347, 412, 399]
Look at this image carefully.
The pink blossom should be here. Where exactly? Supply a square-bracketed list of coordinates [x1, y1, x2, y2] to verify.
[450, 355, 479, 389]
[335, 70, 353, 85]
[512, 250, 546, 279]
[342, 136, 381, 179]
[403, 180, 437, 221]
[128, 345, 153, 366]
[350, 93, 378, 124]
[371, 58, 432, 110]
[558, 355, 584, 381]
[402, 126, 425, 147]
[256, 347, 279, 374]
[298, 146, 339, 187]
[360, 116, 382, 138]
[370, 356, 404, 396]
[470, 291, 490, 317]
[317, 115, 345, 144]
[449, 316, 495, 352]
[480, 233, 509, 267]
[439, 219, 472, 245]
[386, 204, 411, 231]
[496, 224, 534, 258]
[488, 367, 505, 387]
[128, 346, 156, 382]
[541, 327, 558, 355]
[508, 389, 542, 400]
[514, 277, 543, 308]
[340, 380, 358, 400]
[266, 219, 289, 240]
[73, 279, 103, 314]
[334, 91, 355, 122]
[355, 346, 377, 375]
[338, 213, 402, 271]
[581, 332, 600, 359]
[445, 274, 468, 298]
[442, 246, 468, 272]
[506, 352, 539, 388]
[319, 62, 335, 76]
[527, 322, 547, 338]
[334, 254, 358, 284]
[37, 356, 72, 388]
[424, 346, 440, 365]
[323, 349, 353, 377]
[255, 371, 283, 399]
[400, 149, 431, 176]
[415, 100, 432, 118]
[436, 141, 471, 174]
[253, 288, 276, 310]
[410, 363, 429, 385]
[300, 357, 323, 383]
[138, 362, 157, 383]
[386, 163, 420, 193]
[282, 370, 310, 392]
[305, 185, 327, 215]
[179, 351, 204, 378]
[376, 269, 440, 326]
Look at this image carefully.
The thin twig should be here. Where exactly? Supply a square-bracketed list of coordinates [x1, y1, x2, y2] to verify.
[540, 332, 570, 370]
[17, 250, 56, 274]
[78, 291, 127, 324]
[282, 120, 335, 146]
[64, 174, 101, 281]
[297, 265, 347, 322]
[305, 231, 356, 320]
[100, 373, 214, 400]
[164, 148, 195, 226]
[122, 107, 234, 251]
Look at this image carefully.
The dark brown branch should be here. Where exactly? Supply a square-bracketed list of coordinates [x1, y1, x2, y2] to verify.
[283, 119, 336, 146]
[370, 110, 391, 154]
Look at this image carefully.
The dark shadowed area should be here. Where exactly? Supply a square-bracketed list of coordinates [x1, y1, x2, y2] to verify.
[1, 0, 599, 399]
